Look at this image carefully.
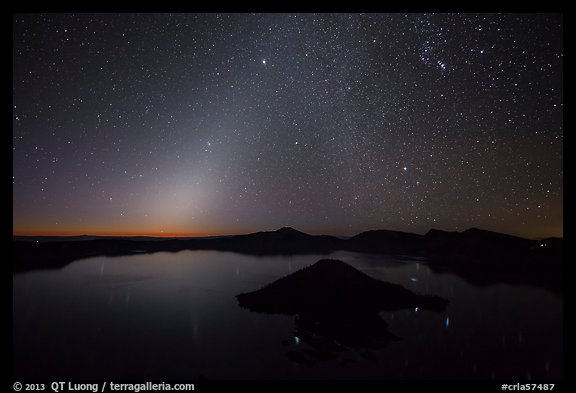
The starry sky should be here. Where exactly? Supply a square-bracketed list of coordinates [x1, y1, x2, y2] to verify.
[12, 13, 563, 239]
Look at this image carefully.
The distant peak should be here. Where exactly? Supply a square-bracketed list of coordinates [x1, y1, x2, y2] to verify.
[425, 228, 458, 236]
[276, 226, 303, 234]
[314, 258, 349, 267]
[462, 227, 502, 236]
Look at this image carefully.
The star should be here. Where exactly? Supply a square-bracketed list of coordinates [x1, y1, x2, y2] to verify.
[11, 13, 562, 239]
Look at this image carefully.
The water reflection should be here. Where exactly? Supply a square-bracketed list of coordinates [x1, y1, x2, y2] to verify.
[13, 250, 562, 380]
[192, 321, 200, 341]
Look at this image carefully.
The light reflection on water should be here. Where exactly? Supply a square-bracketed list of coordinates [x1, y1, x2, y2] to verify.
[13, 250, 562, 379]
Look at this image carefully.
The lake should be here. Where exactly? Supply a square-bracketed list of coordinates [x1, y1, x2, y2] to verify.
[13, 250, 562, 379]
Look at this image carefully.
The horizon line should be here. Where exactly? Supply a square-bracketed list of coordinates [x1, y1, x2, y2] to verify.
[12, 226, 563, 240]
[12, 232, 232, 238]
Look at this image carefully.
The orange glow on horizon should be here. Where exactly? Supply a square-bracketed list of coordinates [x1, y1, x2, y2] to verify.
[13, 220, 255, 238]
[12, 230, 244, 238]
[13, 225, 564, 239]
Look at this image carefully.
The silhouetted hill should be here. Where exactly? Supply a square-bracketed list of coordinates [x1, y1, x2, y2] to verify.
[423, 227, 535, 258]
[275, 226, 308, 236]
[420, 228, 562, 292]
[236, 259, 448, 363]
[344, 226, 557, 260]
[347, 229, 426, 255]
[199, 226, 344, 254]
[237, 259, 448, 314]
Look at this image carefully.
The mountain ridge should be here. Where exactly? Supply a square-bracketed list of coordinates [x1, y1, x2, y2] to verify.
[14, 225, 562, 242]
[13, 225, 562, 293]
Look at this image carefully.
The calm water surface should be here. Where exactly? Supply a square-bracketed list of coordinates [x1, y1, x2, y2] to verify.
[13, 250, 562, 379]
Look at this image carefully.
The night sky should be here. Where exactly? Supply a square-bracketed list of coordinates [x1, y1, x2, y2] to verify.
[12, 13, 563, 238]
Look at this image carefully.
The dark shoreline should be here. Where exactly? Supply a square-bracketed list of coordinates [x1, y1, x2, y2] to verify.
[13, 226, 562, 293]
